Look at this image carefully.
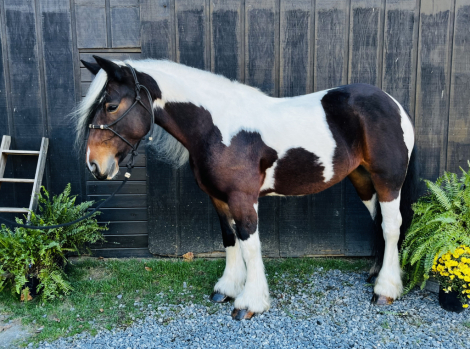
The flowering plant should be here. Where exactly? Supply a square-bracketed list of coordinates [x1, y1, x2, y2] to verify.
[432, 245, 470, 308]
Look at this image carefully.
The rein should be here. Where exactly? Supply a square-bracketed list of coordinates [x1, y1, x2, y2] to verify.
[0, 64, 154, 230]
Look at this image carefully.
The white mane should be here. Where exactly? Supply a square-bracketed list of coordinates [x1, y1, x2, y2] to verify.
[73, 59, 267, 168]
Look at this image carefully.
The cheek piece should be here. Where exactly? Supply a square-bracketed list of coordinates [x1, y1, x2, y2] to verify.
[88, 63, 155, 177]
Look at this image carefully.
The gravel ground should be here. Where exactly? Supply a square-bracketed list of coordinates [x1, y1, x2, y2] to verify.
[33, 269, 470, 349]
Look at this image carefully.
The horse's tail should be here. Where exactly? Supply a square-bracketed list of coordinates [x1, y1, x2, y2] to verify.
[369, 145, 419, 279]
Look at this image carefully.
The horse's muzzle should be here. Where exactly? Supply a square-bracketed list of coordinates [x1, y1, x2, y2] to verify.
[89, 160, 116, 180]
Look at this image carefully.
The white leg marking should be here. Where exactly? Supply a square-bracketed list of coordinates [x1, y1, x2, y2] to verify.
[362, 193, 377, 219]
[235, 230, 271, 313]
[374, 195, 403, 299]
[234, 203, 270, 313]
[214, 238, 246, 298]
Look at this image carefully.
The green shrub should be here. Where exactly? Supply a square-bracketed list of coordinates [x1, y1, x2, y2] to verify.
[400, 162, 470, 293]
[0, 184, 106, 301]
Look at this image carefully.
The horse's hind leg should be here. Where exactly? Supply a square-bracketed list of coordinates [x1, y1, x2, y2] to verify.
[348, 167, 381, 279]
[210, 197, 246, 303]
[370, 174, 404, 305]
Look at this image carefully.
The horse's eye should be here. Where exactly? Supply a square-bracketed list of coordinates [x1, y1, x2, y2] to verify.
[107, 105, 118, 113]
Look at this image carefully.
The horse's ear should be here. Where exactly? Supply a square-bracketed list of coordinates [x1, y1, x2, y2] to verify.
[93, 55, 123, 81]
[81, 60, 100, 75]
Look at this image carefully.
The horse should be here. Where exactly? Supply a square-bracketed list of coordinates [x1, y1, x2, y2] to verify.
[76, 55, 418, 320]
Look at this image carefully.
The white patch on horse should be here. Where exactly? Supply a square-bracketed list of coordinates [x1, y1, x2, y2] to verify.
[214, 238, 246, 298]
[233, 203, 270, 313]
[385, 93, 415, 159]
[374, 195, 403, 299]
[362, 193, 377, 219]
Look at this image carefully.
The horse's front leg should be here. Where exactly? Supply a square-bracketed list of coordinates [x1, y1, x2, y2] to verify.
[210, 197, 246, 303]
[228, 193, 270, 320]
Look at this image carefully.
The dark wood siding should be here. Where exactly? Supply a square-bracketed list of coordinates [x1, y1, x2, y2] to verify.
[0, 0, 469, 258]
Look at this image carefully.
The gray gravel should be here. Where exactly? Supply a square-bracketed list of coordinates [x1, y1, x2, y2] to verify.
[34, 269, 470, 348]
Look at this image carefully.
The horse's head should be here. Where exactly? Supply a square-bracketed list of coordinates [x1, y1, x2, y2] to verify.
[79, 56, 160, 180]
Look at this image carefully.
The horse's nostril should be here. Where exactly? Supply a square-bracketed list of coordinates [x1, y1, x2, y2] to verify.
[89, 161, 97, 173]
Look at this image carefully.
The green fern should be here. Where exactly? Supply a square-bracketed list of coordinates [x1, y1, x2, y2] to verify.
[400, 161, 470, 293]
[0, 184, 106, 301]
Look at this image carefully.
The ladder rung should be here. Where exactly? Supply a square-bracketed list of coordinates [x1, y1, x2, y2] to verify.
[0, 207, 28, 213]
[2, 150, 40, 155]
[0, 178, 35, 183]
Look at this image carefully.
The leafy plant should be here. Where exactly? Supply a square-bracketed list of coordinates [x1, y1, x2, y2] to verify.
[0, 184, 106, 301]
[401, 162, 470, 293]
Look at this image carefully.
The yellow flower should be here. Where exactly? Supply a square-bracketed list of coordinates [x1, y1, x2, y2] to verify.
[450, 275, 455, 280]
[465, 276, 470, 282]
[463, 304, 469, 308]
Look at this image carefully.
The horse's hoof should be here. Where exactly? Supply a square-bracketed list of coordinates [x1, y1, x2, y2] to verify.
[231, 308, 255, 320]
[210, 292, 232, 303]
[371, 293, 394, 305]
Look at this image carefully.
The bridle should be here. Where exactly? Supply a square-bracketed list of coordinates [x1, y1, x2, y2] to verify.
[88, 63, 154, 178]
[0, 64, 156, 229]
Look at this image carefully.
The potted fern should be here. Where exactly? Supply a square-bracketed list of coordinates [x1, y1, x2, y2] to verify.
[0, 184, 106, 301]
[401, 162, 470, 310]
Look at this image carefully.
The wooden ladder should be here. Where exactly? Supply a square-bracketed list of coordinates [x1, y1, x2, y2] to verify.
[0, 135, 49, 219]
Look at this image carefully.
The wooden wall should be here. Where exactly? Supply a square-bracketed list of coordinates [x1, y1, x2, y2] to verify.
[0, 0, 469, 258]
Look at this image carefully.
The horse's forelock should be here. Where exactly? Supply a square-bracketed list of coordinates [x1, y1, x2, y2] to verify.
[72, 68, 108, 151]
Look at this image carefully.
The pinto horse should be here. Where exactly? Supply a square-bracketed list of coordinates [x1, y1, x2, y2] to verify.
[77, 56, 417, 320]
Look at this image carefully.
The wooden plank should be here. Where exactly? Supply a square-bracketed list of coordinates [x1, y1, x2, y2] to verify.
[88, 194, 147, 208]
[90, 248, 153, 258]
[345, 0, 385, 256]
[210, 0, 243, 81]
[245, 0, 279, 257]
[208, 0, 244, 252]
[311, 0, 350, 256]
[141, 0, 179, 255]
[279, 0, 313, 97]
[94, 208, 148, 221]
[87, 181, 147, 195]
[86, 167, 147, 181]
[277, 0, 315, 257]
[415, 0, 454, 185]
[110, 2, 140, 48]
[140, 0, 175, 59]
[245, 0, 278, 95]
[91, 234, 148, 249]
[447, 0, 470, 174]
[0, 178, 34, 183]
[99, 221, 148, 235]
[0, 10, 16, 209]
[174, 0, 214, 255]
[175, 0, 208, 70]
[75, 0, 107, 48]
[2, 150, 39, 155]
[4, 0, 45, 210]
[348, 0, 385, 86]
[314, 0, 350, 91]
[0, 207, 28, 213]
[382, 0, 419, 115]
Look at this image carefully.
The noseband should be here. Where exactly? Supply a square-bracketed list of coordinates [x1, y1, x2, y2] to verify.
[88, 63, 154, 177]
